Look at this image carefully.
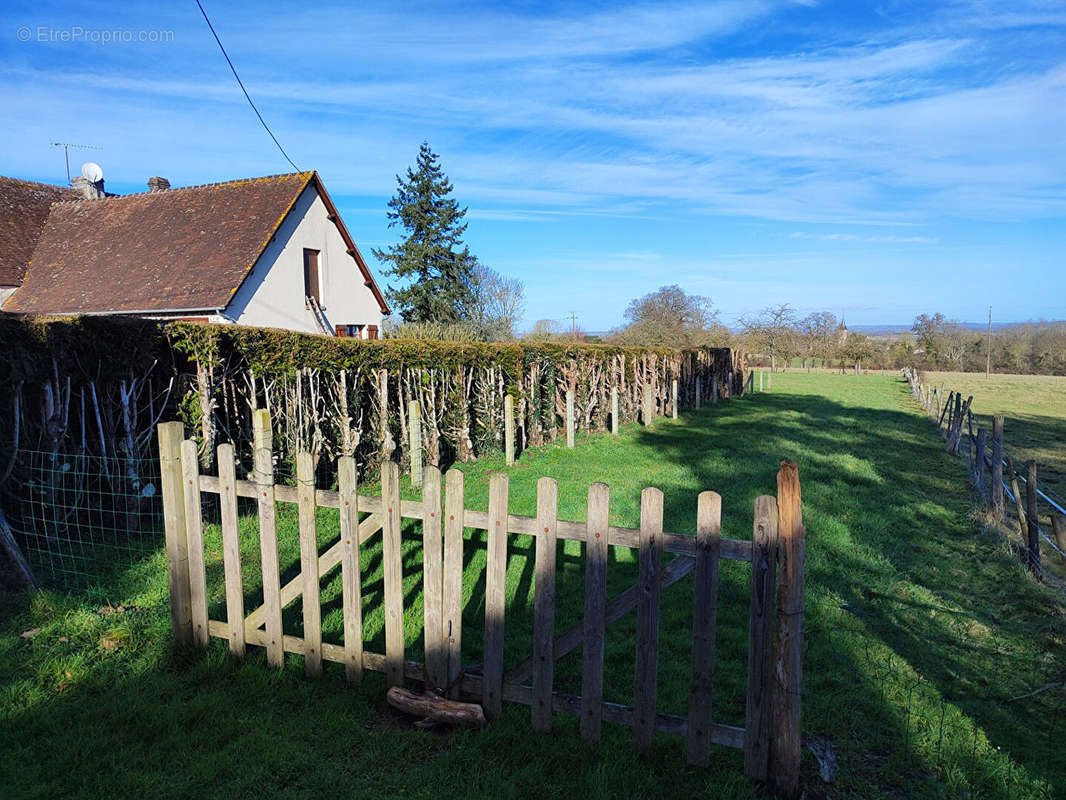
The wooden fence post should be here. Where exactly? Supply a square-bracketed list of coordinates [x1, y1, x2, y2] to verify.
[217, 442, 245, 657]
[687, 491, 721, 766]
[443, 469, 465, 698]
[253, 410, 283, 667]
[1052, 515, 1066, 558]
[767, 370, 772, 391]
[611, 387, 620, 435]
[297, 450, 322, 678]
[158, 421, 192, 646]
[634, 487, 664, 752]
[671, 379, 678, 420]
[382, 460, 405, 687]
[744, 495, 778, 781]
[180, 439, 208, 647]
[973, 428, 987, 497]
[991, 415, 1004, 517]
[422, 465, 444, 691]
[1005, 456, 1027, 544]
[695, 377, 701, 411]
[484, 472, 510, 720]
[759, 371, 764, 393]
[338, 454, 363, 685]
[712, 375, 718, 406]
[642, 383, 655, 426]
[770, 461, 804, 799]
[566, 389, 576, 448]
[409, 400, 423, 488]
[532, 477, 558, 733]
[1026, 461, 1041, 573]
[581, 482, 610, 741]
[504, 394, 515, 466]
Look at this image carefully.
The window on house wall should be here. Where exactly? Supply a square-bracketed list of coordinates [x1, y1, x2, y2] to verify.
[334, 324, 365, 338]
[303, 248, 321, 304]
[367, 325, 379, 340]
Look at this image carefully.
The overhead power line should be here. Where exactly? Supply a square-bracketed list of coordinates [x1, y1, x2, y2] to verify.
[194, 0, 300, 172]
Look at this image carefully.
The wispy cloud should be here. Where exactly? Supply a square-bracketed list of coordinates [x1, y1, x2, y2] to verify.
[789, 232, 938, 244]
[1, 1, 1064, 230]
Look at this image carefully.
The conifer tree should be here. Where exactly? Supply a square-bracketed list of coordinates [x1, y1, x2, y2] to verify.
[372, 142, 479, 323]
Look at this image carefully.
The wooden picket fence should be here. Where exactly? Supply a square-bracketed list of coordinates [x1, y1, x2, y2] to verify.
[158, 412, 806, 795]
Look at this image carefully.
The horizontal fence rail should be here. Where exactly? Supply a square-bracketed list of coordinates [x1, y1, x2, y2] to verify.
[158, 415, 806, 794]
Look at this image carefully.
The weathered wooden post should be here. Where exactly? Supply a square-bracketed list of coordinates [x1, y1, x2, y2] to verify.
[379, 369, 394, 458]
[1026, 461, 1041, 573]
[711, 375, 718, 406]
[566, 389, 576, 447]
[974, 428, 987, 498]
[1006, 456, 1028, 543]
[770, 461, 804, 799]
[610, 386, 620, 435]
[1052, 515, 1066, 559]
[991, 415, 1004, 517]
[744, 494, 778, 781]
[695, 376, 701, 410]
[759, 371, 764, 392]
[504, 394, 515, 465]
[671, 379, 678, 420]
[642, 383, 655, 425]
[158, 421, 192, 646]
[767, 370, 772, 391]
[409, 400, 422, 488]
[253, 409, 283, 667]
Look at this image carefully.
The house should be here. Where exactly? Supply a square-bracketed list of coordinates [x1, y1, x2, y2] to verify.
[0, 170, 389, 337]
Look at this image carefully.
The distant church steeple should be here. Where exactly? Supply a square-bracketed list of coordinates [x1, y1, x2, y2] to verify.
[837, 312, 848, 345]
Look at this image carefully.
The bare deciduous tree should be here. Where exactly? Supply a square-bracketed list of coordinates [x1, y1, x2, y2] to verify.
[741, 303, 797, 371]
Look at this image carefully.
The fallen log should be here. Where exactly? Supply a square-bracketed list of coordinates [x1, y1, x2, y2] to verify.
[386, 687, 486, 728]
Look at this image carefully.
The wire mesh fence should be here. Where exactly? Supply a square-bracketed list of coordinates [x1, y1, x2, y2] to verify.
[4, 448, 165, 598]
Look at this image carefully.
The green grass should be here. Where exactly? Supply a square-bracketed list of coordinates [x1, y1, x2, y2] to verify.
[922, 371, 1066, 503]
[2, 373, 1065, 799]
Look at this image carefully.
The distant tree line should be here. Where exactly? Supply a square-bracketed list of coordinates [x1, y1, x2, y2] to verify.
[737, 306, 1066, 376]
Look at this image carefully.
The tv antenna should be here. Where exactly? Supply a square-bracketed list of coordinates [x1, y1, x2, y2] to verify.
[50, 142, 102, 185]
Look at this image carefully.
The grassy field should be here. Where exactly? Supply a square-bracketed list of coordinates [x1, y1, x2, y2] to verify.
[921, 371, 1066, 504]
[2, 373, 1065, 799]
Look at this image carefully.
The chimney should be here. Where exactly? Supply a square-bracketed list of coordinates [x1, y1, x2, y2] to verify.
[148, 176, 171, 192]
[71, 176, 105, 200]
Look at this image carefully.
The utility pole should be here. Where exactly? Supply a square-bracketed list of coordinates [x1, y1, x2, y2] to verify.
[567, 311, 579, 340]
[986, 306, 992, 379]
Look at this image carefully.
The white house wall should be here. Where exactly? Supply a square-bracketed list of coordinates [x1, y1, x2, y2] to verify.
[226, 184, 383, 335]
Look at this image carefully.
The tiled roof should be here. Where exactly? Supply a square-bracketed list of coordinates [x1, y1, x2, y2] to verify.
[0, 177, 78, 286]
[4, 172, 315, 314]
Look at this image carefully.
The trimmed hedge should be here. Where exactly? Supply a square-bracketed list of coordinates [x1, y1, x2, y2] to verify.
[0, 316, 744, 486]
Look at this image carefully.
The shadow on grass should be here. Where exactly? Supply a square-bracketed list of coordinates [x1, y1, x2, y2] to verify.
[3, 376, 1064, 799]
[629, 380, 1066, 796]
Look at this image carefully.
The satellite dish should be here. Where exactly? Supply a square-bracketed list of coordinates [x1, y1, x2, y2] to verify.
[81, 162, 104, 183]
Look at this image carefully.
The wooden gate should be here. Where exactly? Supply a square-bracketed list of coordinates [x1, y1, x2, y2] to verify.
[158, 414, 804, 795]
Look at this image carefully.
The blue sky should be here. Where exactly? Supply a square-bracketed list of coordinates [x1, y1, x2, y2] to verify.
[2, 1, 1064, 330]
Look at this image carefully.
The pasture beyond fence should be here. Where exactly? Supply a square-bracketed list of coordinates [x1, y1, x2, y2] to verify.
[157, 413, 806, 795]
[902, 368, 1066, 574]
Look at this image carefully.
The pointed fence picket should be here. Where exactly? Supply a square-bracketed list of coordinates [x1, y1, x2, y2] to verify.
[158, 414, 805, 790]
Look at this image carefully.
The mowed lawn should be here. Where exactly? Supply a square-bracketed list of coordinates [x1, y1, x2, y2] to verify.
[922, 370, 1066, 502]
[2, 373, 1065, 799]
